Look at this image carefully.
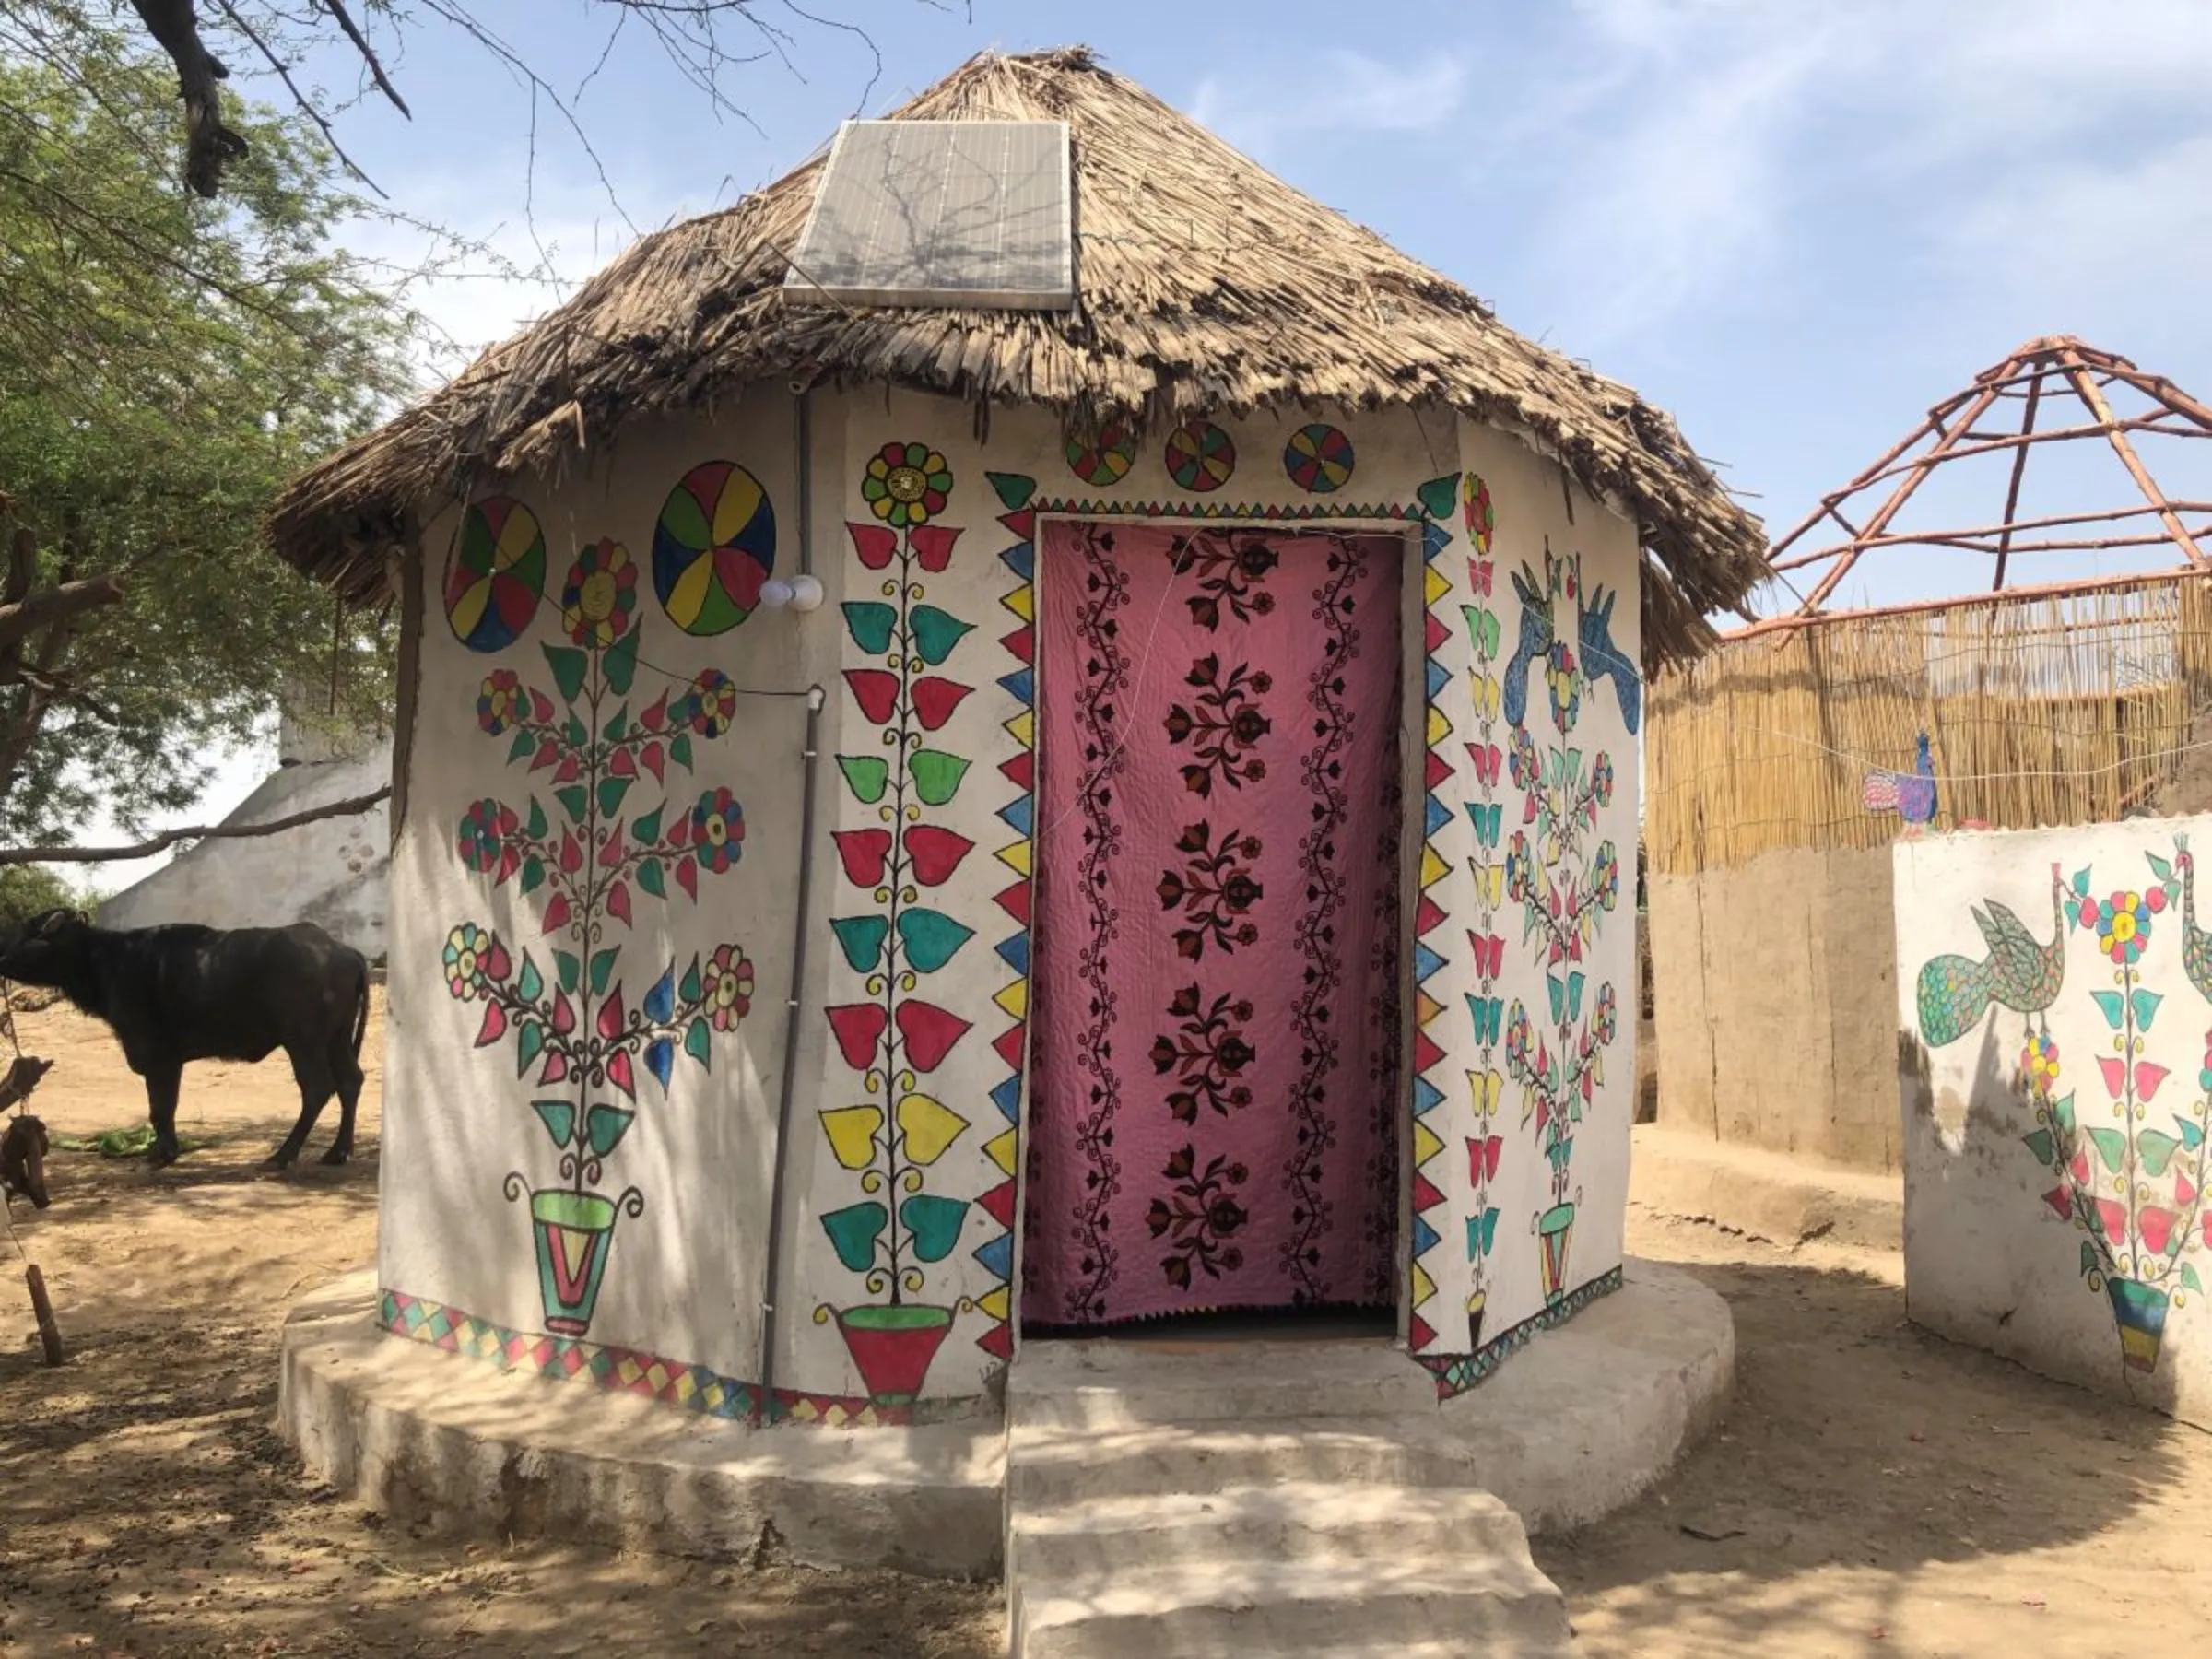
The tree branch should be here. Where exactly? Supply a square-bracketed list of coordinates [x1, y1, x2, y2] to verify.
[0, 575, 126, 652]
[319, 0, 411, 118]
[126, 0, 249, 198]
[211, 0, 386, 198]
[0, 785, 392, 865]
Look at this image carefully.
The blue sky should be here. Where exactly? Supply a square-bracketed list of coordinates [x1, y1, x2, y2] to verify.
[76, 0, 2212, 879]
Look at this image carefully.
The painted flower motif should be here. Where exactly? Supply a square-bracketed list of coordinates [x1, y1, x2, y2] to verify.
[1545, 641, 1582, 730]
[559, 537, 638, 650]
[2023, 1030, 2062, 1097]
[688, 669, 737, 738]
[863, 441, 953, 529]
[700, 943, 754, 1031]
[1589, 752, 1616, 810]
[1592, 982, 1619, 1047]
[691, 786, 746, 874]
[1504, 830, 1537, 906]
[1464, 475, 1496, 553]
[477, 669, 525, 736]
[443, 924, 492, 1001]
[2081, 890, 2152, 965]
[457, 798, 520, 877]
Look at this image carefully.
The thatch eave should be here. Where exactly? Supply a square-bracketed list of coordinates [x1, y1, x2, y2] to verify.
[268, 44, 1768, 674]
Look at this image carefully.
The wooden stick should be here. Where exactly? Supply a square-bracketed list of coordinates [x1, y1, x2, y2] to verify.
[25, 1263, 61, 1366]
[1729, 565, 2212, 638]
[1769, 501, 2212, 571]
[0, 785, 391, 866]
[2059, 343, 2209, 567]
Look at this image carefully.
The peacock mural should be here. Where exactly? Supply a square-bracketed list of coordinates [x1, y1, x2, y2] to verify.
[1914, 864, 2067, 1048]
[1863, 731, 1939, 832]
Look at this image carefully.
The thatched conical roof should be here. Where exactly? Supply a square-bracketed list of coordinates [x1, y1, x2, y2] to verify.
[269, 46, 1768, 669]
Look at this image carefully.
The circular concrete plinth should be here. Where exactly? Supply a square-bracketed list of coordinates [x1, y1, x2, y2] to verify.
[279, 1259, 1731, 1576]
[276, 1272, 1006, 1579]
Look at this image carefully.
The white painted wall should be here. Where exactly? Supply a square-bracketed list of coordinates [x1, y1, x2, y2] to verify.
[99, 746, 390, 958]
[376, 385, 1644, 1420]
[1896, 820, 2212, 1427]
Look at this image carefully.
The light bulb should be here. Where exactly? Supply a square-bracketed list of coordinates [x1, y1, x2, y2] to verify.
[757, 578, 794, 609]
[787, 573, 825, 612]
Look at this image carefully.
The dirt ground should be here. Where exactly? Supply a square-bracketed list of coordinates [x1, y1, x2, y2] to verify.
[5, 996, 2212, 1658]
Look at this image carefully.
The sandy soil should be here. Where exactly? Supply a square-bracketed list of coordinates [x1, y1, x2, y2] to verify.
[5, 994, 2212, 1658]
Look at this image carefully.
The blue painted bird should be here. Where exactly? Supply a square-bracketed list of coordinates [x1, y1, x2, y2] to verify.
[1863, 732, 1938, 830]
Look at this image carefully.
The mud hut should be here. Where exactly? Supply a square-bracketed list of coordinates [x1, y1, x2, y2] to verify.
[266, 47, 1763, 1425]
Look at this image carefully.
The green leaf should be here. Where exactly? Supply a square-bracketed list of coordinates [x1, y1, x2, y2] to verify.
[555, 785, 587, 825]
[531, 1100, 576, 1149]
[679, 958, 702, 1005]
[638, 859, 666, 900]
[2148, 852, 2175, 883]
[632, 806, 665, 844]
[604, 629, 641, 697]
[518, 954, 545, 1003]
[2185, 1263, 2205, 1296]
[597, 776, 633, 819]
[671, 733, 695, 771]
[2071, 867, 2091, 898]
[602, 703, 630, 744]
[590, 948, 618, 997]
[2137, 1129, 2182, 1177]
[507, 731, 534, 764]
[520, 857, 545, 896]
[838, 755, 891, 806]
[526, 798, 549, 840]
[2088, 1126, 2128, 1175]
[544, 645, 587, 703]
[2053, 1093, 2077, 1133]
[584, 1104, 635, 1159]
[564, 713, 588, 748]
[556, 951, 582, 996]
[909, 750, 971, 808]
[2021, 1128, 2056, 1166]
[517, 1022, 545, 1075]
[685, 1017, 712, 1068]
[2082, 1241, 2101, 1279]
[2180, 1115, 2206, 1150]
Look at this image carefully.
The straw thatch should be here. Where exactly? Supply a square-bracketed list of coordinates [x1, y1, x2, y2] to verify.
[268, 45, 1767, 670]
[1646, 569, 2212, 876]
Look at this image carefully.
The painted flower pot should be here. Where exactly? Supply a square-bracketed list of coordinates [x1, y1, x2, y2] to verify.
[832, 1304, 957, 1406]
[2105, 1277, 2170, 1375]
[523, 1187, 625, 1336]
[1536, 1205, 1577, 1308]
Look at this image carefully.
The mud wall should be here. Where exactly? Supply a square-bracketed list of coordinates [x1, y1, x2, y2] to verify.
[1648, 845, 1900, 1172]
[1896, 820, 2212, 1426]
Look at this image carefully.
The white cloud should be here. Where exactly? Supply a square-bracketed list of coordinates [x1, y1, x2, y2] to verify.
[1189, 50, 1469, 163]
[1505, 0, 2212, 347]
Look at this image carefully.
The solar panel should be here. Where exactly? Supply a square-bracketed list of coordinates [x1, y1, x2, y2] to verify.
[783, 120, 1076, 312]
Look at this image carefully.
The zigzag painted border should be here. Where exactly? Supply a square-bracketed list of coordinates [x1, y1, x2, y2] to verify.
[973, 471, 1043, 1363]
[1407, 473, 1462, 1353]
[380, 1288, 899, 1429]
[1032, 496, 1426, 527]
[1416, 1265, 1625, 1398]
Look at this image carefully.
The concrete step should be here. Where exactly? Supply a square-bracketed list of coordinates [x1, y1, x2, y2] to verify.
[1006, 1419, 1449, 1508]
[1007, 1336, 1436, 1430]
[1008, 1482, 1533, 1581]
[1012, 1555, 1577, 1659]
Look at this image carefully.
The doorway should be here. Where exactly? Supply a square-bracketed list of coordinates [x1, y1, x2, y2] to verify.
[1020, 520, 1407, 1335]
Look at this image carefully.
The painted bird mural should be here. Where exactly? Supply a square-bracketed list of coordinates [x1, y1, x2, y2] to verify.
[1577, 583, 1642, 735]
[1915, 863, 2068, 1049]
[1500, 564, 1552, 730]
[1862, 732, 1939, 830]
[2172, 834, 2212, 1003]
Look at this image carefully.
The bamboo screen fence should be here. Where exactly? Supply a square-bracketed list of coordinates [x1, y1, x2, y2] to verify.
[1645, 569, 2212, 877]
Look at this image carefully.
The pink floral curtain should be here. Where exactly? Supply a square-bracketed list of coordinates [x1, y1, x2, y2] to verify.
[1022, 523, 1405, 1329]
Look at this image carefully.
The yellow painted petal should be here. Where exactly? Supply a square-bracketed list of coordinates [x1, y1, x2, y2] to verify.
[667, 551, 716, 623]
[1002, 584, 1035, 623]
[897, 1093, 971, 1169]
[1411, 1263, 1438, 1307]
[819, 1106, 883, 1171]
[994, 981, 1029, 1021]
[1412, 1122, 1445, 1168]
[447, 577, 490, 641]
[977, 1285, 1012, 1322]
[996, 841, 1032, 877]
[983, 1129, 1019, 1178]
[494, 503, 542, 568]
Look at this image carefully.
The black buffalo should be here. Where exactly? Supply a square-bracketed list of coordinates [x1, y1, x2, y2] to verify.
[0, 910, 370, 1170]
